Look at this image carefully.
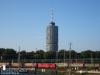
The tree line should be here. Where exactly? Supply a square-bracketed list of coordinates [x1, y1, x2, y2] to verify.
[0, 48, 100, 60]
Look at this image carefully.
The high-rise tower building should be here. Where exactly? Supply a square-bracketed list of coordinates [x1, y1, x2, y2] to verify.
[46, 7, 58, 52]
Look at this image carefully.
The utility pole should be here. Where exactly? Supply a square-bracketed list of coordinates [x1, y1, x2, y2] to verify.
[91, 53, 94, 70]
[64, 49, 65, 63]
[55, 50, 58, 75]
[75, 52, 77, 63]
[91, 53, 92, 64]
[64, 49, 65, 69]
[56, 51, 58, 64]
[35, 48, 37, 63]
[69, 43, 72, 75]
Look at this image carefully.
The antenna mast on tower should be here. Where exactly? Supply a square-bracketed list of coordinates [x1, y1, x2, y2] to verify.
[51, 7, 53, 22]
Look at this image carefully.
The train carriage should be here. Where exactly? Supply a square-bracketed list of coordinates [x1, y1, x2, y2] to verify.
[38, 63, 56, 68]
[11, 63, 22, 68]
[84, 63, 99, 71]
[0, 63, 9, 66]
[23, 63, 37, 68]
[70, 63, 84, 70]
[56, 63, 68, 69]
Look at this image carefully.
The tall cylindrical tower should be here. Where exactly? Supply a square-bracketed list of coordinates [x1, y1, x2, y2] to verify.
[46, 22, 58, 52]
[46, 7, 58, 52]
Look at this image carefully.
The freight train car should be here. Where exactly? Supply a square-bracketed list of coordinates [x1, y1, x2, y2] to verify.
[84, 63, 100, 71]
[56, 63, 68, 69]
[38, 63, 56, 68]
[23, 63, 37, 68]
[70, 63, 84, 70]
[11, 63, 22, 68]
[0, 63, 9, 66]
[3, 62, 100, 71]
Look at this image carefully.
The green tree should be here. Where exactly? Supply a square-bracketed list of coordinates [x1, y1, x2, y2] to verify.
[20, 50, 27, 59]
[77, 53, 81, 59]
[81, 50, 93, 58]
[94, 51, 100, 59]
[36, 50, 44, 59]
[26, 51, 35, 59]
[34, 54, 41, 59]
[70, 50, 76, 59]
[43, 52, 50, 59]
[0, 48, 5, 59]
[2, 48, 17, 59]
[58, 49, 66, 59]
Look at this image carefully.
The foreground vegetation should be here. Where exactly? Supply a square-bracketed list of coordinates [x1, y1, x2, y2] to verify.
[27, 69, 100, 75]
